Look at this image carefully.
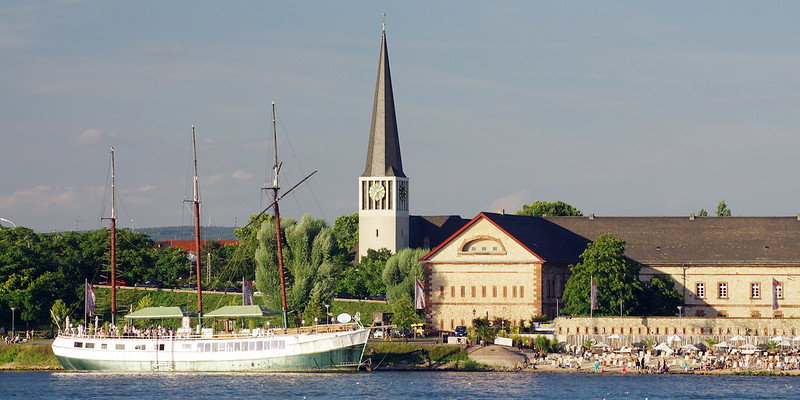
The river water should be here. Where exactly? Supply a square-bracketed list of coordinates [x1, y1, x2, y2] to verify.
[0, 370, 797, 399]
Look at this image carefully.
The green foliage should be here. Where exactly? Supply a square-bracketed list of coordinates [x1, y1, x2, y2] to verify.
[697, 209, 708, 217]
[390, 292, 422, 329]
[516, 200, 582, 217]
[337, 248, 390, 298]
[332, 213, 359, 253]
[51, 299, 68, 329]
[642, 338, 656, 350]
[716, 200, 732, 216]
[135, 294, 153, 310]
[533, 335, 550, 355]
[472, 317, 496, 343]
[382, 248, 427, 304]
[561, 234, 643, 316]
[641, 275, 683, 316]
[0, 344, 60, 369]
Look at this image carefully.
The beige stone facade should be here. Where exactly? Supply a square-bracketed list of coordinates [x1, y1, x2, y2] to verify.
[421, 217, 570, 331]
[641, 264, 800, 318]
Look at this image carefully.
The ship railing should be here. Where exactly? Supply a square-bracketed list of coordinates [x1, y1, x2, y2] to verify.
[57, 322, 363, 341]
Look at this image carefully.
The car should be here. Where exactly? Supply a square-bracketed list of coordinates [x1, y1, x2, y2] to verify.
[411, 323, 426, 337]
[99, 278, 128, 287]
[393, 328, 411, 338]
[139, 280, 164, 289]
[218, 286, 242, 293]
[333, 292, 354, 299]
[454, 325, 467, 337]
[368, 293, 387, 301]
[372, 329, 384, 339]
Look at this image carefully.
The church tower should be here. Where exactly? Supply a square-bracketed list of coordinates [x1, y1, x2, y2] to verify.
[358, 28, 409, 261]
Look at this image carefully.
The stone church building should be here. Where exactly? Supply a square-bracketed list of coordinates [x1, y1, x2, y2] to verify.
[357, 29, 800, 333]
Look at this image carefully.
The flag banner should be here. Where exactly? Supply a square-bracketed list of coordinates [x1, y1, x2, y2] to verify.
[590, 276, 598, 311]
[243, 280, 253, 306]
[86, 283, 96, 315]
[415, 278, 425, 309]
[773, 278, 780, 311]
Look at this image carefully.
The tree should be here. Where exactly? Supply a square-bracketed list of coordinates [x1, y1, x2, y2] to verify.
[697, 209, 708, 217]
[390, 291, 422, 330]
[516, 201, 582, 217]
[561, 234, 643, 316]
[641, 275, 683, 316]
[716, 200, 732, 216]
[382, 248, 428, 304]
[337, 248, 390, 298]
[332, 213, 358, 254]
[253, 214, 339, 319]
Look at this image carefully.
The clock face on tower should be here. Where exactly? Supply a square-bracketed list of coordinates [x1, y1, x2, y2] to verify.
[368, 182, 386, 201]
[398, 181, 408, 201]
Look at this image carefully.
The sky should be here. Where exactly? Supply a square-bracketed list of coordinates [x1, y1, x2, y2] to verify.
[3, 1, 800, 233]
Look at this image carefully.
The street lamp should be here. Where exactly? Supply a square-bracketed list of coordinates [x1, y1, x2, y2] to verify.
[501, 306, 506, 331]
[0, 217, 16, 228]
[324, 304, 330, 325]
[472, 309, 476, 326]
[10, 307, 15, 337]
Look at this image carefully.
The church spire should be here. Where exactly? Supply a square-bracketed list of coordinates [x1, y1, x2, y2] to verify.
[362, 29, 405, 178]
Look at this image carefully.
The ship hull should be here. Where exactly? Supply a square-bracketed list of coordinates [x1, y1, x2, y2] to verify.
[52, 328, 369, 372]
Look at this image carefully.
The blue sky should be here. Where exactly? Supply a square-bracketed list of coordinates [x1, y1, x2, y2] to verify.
[2, 1, 800, 232]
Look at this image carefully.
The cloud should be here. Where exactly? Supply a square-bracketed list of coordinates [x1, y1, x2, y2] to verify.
[72, 128, 103, 145]
[486, 190, 529, 214]
[0, 185, 101, 212]
[232, 170, 253, 181]
[138, 185, 156, 192]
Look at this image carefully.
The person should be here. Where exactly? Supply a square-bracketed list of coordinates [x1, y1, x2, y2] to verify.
[594, 360, 599, 372]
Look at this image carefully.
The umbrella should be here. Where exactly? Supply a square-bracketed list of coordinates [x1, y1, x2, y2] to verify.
[615, 346, 633, 353]
[607, 334, 622, 340]
[593, 342, 611, 349]
[666, 334, 682, 343]
[680, 344, 700, 352]
[654, 342, 673, 354]
[729, 335, 746, 342]
[792, 336, 800, 342]
[713, 341, 730, 348]
[770, 336, 789, 342]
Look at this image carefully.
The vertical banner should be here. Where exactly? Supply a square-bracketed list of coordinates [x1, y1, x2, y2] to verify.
[243, 280, 253, 306]
[415, 278, 425, 309]
[772, 278, 780, 311]
[86, 283, 96, 315]
[590, 276, 598, 311]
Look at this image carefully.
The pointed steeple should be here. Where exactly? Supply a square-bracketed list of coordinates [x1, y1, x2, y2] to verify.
[362, 30, 405, 178]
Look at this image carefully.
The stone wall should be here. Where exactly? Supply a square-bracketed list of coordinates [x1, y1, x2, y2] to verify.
[555, 316, 800, 347]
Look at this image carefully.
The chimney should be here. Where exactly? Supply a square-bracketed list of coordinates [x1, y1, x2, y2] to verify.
[497, 209, 505, 215]
[689, 213, 695, 221]
[588, 213, 594, 220]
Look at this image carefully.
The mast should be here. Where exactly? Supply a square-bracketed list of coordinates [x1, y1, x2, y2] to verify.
[109, 147, 117, 326]
[270, 102, 290, 328]
[191, 126, 203, 326]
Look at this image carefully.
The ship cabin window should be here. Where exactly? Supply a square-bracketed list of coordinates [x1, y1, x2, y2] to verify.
[101, 344, 107, 350]
[73, 342, 83, 348]
[135, 344, 146, 350]
[158, 344, 165, 351]
[85, 343, 94, 349]
[115, 344, 125, 350]
[257, 341, 264, 351]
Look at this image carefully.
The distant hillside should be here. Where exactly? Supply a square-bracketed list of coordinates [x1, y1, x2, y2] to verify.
[138, 226, 237, 241]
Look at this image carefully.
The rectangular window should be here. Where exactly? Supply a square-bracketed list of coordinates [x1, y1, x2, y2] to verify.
[503, 286, 507, 298]
[696, 282, 705, 299]
[718, 282, 728, 299]
[451, 286, 455, 297]
[440, 286, 444, 297]
[520, 286, 524, 298]
[492, 286, 497, 297]
[471, 286, 476, 297]
[460, 286, 465, 297]
[751, 282, 761, 299]
[512, 286, 517, 298]
[482, 286, 486, 297]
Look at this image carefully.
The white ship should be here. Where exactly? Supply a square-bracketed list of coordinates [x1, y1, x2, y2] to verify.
[53, 109, 369, 372]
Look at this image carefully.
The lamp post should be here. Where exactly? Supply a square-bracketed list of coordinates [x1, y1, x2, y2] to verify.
[501, 306, 506, 331]
[472, 309, 476, 327]
[324, 304, 330, 324]
[10, 307, 15, 337]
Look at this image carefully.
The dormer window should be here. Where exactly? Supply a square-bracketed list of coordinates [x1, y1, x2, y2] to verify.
[459, 236, 506, 255]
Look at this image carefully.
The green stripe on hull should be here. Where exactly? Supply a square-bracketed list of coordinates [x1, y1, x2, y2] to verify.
[55, 342, 367, 372]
